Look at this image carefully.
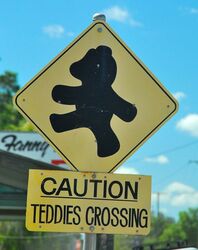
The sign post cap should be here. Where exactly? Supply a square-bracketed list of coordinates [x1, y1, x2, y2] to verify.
[92, 13, 106, 22]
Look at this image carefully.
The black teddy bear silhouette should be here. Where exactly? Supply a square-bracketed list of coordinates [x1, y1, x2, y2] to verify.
[50, 45, 137, 157]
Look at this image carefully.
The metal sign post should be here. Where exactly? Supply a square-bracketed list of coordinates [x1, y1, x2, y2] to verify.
[83, 234, 96, 250]
[84, 13, 107, 250]
[82, 12, 104, 250]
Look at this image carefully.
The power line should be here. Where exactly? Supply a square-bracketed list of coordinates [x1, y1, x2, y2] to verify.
[154, 162, 188, 189]
[148, 140, 198, 158]
[132, 139, 198, 163]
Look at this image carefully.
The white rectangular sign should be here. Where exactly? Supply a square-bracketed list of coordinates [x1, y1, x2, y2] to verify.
[0, 132, 69, 169]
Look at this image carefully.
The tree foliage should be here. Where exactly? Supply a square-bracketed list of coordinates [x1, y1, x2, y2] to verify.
[141, 212, 174, 245]
[115, 209, 198, 249]
[0, 71, 33, 131]
[0, 221, 77, 250]
[159, 223, 186, 242]
[179, 208, 198, 247]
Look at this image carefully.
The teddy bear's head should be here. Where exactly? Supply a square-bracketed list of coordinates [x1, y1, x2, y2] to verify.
[70, 45, 117, 88]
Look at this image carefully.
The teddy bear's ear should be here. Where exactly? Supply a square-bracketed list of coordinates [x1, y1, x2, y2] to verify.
[96, 45, 112, 56]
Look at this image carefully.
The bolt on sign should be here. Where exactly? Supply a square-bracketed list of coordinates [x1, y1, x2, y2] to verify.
[26, 170, 151, 235]
[13, 20, 178, 173]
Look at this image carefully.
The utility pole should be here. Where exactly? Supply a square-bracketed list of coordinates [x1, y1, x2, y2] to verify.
[157, 192, 160, 217]
[153, 192, 165, 217]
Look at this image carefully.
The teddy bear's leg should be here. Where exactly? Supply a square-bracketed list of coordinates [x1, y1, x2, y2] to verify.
[50, 111, 83, 133]
[90, 123, 120, 157]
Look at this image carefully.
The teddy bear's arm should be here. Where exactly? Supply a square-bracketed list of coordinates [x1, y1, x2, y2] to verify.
[52, 85, 83, 104]
[109, 92, 137, 122]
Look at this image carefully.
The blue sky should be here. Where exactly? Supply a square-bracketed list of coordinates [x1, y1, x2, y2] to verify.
[1, 0, 198, 219]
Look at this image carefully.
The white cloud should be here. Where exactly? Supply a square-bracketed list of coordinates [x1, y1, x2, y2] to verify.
[173, 91, 186, 101]
[104, 6, 129, 22]
[129, 19, 142, 28]
[144, 155, 169, 164]
[103, 6, 142, 27]
[66, 31, 74, 37]
[159, 182, 198, 207]
[176, 114, 198, 137]
[115, 166, 139, 175]
[190, 8, 198, 14]
[43, 25, 65, 38]
[165, 182, 194, 193]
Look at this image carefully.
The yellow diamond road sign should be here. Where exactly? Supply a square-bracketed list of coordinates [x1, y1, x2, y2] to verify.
[14, 20, 178, 173]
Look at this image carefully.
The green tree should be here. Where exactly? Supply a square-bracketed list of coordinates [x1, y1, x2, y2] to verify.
[179, 208, 198, 247]
[0, 221, 78, 250]
[0, 71, 33, 131]
[144, 212, 175, 245]
[115, 213, 175, 250]
[159, 223, 186, 242]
